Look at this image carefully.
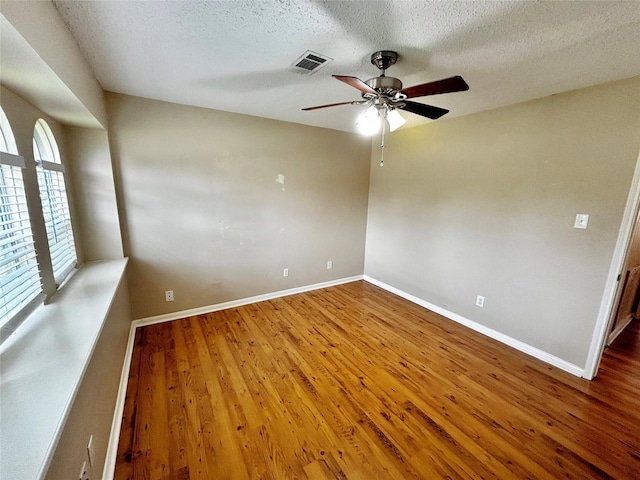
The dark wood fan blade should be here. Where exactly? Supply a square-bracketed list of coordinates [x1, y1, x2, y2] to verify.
[401, 101, 449, 120]
[400, 75, 469, 99]
[333, 75, 378, 95]
[302, 100, 364, 111]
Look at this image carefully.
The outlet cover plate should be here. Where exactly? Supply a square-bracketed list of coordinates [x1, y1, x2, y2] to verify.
[574, 214, 589, 229]
[79, 462, 89, 480]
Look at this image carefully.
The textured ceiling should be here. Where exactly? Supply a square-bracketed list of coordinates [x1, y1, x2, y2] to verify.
[51, 0, 640, 132]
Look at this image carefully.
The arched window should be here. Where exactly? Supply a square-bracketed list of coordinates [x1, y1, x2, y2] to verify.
[0, 109, 18, 154]
[0, 108, 40, 327]
[33, 119, 76, 284]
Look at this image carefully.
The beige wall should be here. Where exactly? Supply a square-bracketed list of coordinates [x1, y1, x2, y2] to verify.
[65, 126, 124, 261]
[107, 93, 371, 319]
[44, 275, 132, 480]
[365, 76, 640, 368]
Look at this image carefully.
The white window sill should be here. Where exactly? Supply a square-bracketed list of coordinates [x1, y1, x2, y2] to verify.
[0, 258, 128, 480]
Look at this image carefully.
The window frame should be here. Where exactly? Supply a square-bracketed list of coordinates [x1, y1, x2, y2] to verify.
[0, 108, 44, 339]
[0, 110, 82, 342]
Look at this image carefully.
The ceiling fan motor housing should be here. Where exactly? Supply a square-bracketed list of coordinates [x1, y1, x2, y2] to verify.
[365, 76, 403, 96]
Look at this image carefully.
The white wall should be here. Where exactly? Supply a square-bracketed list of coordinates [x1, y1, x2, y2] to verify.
[0, 1, 107, 128]
[365, 76, 640, 369]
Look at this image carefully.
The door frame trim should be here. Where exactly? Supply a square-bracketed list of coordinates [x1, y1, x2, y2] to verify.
[584, 147, 640, 379]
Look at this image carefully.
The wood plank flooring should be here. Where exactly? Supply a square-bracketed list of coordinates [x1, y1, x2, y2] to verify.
[114, 281, 640, 479]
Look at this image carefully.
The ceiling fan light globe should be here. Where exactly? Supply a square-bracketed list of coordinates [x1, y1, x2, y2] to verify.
[356, 117, 381, 136]
[356, 106, 381, 136]
[386, 109, 406, 132]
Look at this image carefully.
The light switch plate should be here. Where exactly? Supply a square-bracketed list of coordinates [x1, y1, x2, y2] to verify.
[574, 214, 589, 229]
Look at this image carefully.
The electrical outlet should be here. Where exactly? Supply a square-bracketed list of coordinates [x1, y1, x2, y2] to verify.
[165, 290, 174, 302]
[476, 295, 485, 308]
[87, 435, 95, 467]
[283, 268, 289, 277]
[327, 260, 333, 270]
[79, 461, 89, 480]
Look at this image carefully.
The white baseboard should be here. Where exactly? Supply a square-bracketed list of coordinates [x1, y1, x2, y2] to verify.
[102, 318, 139, 479]
[133, 275, 364, 328]
[363, 275, 584, 378]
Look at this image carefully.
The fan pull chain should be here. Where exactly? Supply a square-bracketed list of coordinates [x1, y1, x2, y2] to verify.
[380, 113, 386, 167]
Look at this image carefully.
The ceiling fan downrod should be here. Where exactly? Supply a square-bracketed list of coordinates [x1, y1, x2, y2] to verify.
[365, 51, 403, 96]
[370, 50, 398, 75]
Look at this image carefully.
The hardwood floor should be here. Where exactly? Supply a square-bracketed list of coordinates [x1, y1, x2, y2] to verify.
[114, 281, 640, 479]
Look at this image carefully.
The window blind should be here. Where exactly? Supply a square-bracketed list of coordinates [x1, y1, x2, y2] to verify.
[37, 161, 76, 284]
[0, 153, 41, 327]
[33, 119, 76, 285]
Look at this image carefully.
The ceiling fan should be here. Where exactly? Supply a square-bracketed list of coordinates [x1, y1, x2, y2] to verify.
[302, 50, 469, 133]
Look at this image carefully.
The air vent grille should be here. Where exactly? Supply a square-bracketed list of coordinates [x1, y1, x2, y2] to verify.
[290, 51, 332, 74]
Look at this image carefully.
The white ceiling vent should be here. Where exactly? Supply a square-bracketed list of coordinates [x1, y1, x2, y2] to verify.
[290, 51, 332, 74]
